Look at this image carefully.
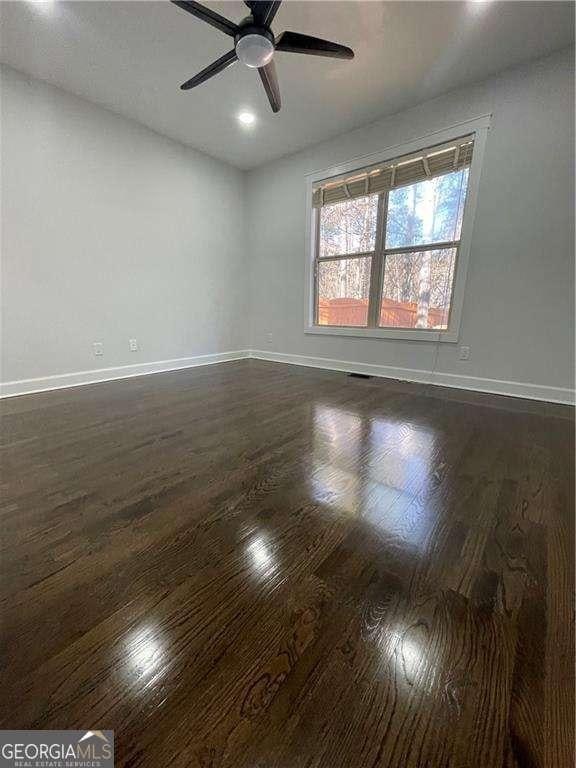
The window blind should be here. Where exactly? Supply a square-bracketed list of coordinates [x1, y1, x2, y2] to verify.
[312, 134, 474, 208]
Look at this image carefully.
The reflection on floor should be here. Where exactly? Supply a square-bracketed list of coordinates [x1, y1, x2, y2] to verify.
[1, 359, 573, 768]
[311, 402, 435, 548]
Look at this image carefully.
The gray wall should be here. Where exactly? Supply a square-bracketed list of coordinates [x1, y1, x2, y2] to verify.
[1, 65, 248, 383]
[246, 48, 575, 396]
[2, 49, 574, 400]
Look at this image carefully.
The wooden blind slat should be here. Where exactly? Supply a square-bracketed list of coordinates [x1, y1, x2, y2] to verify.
[312, 135, 474, 208]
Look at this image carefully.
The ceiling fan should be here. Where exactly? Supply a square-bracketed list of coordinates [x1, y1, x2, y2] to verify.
[171, 1, 354, 113]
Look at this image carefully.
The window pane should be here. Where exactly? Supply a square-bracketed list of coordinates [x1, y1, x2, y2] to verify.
[379, 248, 456, 330]
[317, 257, 371, 327]
[385, 169, 469, 249]
[320, 195, 378, 257]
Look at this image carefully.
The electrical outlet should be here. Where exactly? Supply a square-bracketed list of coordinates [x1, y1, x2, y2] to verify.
[129, 338, 138, 352]
[459, 345, 470, 361]
[93, 342, 103, 357]
[267, 333, 273, 346]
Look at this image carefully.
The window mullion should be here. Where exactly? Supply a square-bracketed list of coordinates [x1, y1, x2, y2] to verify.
[383, 239, 460, 256]
[317, 251, 376, 262]
[313, 207, 321, 325]
[367, 192, 388, 328]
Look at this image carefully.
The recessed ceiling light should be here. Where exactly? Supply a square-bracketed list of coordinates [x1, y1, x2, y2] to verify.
[238, 111, 256, 128]
[28, 0, 55, 12]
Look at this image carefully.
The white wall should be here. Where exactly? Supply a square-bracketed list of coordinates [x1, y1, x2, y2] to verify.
[246, 48, 575, 401]
[2, 49, 574, 402]
[1, 65, 248, 385]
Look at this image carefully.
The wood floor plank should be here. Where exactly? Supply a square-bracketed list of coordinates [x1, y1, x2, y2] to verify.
[0, 359, 573, 767]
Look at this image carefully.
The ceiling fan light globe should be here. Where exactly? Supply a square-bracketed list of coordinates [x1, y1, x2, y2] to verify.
[236, 34, 274, 68]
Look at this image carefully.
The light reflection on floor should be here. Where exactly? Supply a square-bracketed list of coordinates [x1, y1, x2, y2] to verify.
[124, 625, 166, 683]
[309, 403, 437, 551]
[386, 626, 434, 690]
[246, 535, 276, 575]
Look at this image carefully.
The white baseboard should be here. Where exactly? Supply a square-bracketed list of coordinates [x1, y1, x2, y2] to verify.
[2, 348, 573, 405]
[249, 350, 575, 406]
[0, 350, 250, 398]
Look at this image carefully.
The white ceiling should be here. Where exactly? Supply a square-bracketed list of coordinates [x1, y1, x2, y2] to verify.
[1, 1, 573, 169]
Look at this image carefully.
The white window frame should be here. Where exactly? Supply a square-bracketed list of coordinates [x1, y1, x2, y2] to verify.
[303, 115, 491, 343]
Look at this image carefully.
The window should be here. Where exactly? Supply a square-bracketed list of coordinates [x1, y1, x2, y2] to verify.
[381, 169, 468, 330]
[316, 196, 377, 327]
[307, 122, 488, 341]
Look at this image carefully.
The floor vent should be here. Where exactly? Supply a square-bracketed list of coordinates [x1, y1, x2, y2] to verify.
[348, 372, 372, 379]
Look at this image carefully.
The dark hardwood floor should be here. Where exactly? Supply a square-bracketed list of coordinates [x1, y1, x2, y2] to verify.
[1, 359, 573, 767]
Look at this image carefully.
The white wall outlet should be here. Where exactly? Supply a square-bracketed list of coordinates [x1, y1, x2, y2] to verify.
[93, 342, 103, 356]
[267, 332, 273, 346]
[459, 345, 471, 361]
[129, 338, 138, 352]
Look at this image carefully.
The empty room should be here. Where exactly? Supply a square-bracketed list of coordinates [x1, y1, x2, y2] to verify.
[0, 1, 574, 766]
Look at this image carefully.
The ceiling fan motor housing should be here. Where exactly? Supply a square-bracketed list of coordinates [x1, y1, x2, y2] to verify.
[235, 21, 275, 68]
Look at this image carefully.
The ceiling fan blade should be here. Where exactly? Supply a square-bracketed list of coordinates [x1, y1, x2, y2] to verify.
[246, 1, 282, 27]
[258, 60, 281, 113]
[171, 1, 238, 37]
[180, 49, 238, 90]
[275, 31, 354, 59]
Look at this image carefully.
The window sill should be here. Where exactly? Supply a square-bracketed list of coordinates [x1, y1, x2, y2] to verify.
[304, 325, 458, 342]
